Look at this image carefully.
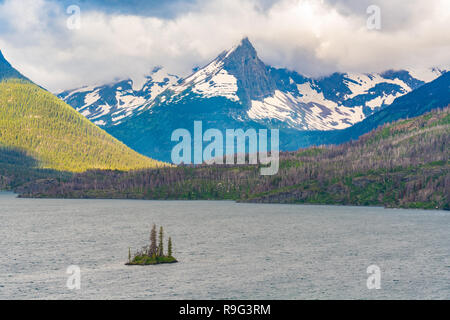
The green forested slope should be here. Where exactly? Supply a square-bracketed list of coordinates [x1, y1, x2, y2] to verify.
[0, 79, 165, 172]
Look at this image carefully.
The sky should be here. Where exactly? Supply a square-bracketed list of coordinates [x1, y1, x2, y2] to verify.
[0, 0, 449, 93]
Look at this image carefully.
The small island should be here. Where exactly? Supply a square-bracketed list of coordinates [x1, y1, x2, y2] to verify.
[126, 224, 178, 265]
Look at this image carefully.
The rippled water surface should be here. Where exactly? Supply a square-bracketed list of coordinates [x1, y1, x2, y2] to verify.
[0, 192, 449, 299]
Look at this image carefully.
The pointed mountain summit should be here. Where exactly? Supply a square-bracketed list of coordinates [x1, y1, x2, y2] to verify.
[221, 37, 276, 103]
[167, 37, 275, 106]
[0, 50, 29, 82]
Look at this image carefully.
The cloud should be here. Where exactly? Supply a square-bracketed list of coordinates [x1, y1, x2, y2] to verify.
[0, 0, 449, 93]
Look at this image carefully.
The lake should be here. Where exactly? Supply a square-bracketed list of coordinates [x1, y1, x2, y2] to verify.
[0, 192, 448, 299]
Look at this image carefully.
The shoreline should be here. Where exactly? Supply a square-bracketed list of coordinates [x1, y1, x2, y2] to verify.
[3, 192, 447, 211]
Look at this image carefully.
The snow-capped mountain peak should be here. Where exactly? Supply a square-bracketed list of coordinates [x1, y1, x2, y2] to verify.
[166, 37, 276, 106]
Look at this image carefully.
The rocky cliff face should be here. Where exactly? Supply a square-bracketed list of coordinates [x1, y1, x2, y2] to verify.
[221, 37, 276, 104]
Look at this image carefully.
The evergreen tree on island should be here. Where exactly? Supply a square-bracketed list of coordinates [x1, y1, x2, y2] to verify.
[168, 237, 173, 258]
[127, 224, 177, 265]
[149, 224, 157, 257]
[158, 226, 164, 257]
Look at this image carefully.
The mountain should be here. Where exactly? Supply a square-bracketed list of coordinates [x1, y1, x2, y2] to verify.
[61, 38, 444, 130]
[292, 71, 450, 148]
[58, 67, 180, 127]
[339, 71, 450, 140]
[59, 38, 446, 162]
[168, 37, 276, 106]
[18, 107, 450, 210]
[0, 50, 165, 173]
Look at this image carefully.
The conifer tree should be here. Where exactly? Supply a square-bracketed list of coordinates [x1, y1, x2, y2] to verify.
[149, 224, 157, 256]
[158, 226, 164, 257]
[168, 237, 173, 257]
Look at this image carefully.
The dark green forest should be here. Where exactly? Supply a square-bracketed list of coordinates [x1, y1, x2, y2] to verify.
[13, 107, 450, 210]
[0, 147, 69, 190]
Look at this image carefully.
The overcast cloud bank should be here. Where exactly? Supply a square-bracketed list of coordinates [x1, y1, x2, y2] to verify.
[0, 0, 448, 92]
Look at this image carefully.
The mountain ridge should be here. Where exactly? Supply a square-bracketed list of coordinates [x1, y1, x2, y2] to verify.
[307, 71, 450, 146]
[60, 38, 446, 131]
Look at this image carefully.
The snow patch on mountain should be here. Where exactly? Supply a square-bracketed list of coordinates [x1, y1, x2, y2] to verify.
[94, 120, 106, 126]
[405, 67, 445, 83]
[144, 67, 179, 100]
[365, 92, 401, 109]
[341, 73, 411, 111]
[194, 69, 239, 101]
[130, 74, 148, 91]
[344, 73, 410, 99]
[296, 83, 338, 107]
[82, 90, 101, 108]
[248, 90, 365, 130]
[171, 55, 240, 102]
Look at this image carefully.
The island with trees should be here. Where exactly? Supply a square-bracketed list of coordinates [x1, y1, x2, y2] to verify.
[126, 224, 178, 265]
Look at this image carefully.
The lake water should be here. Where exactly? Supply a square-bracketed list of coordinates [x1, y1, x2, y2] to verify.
[0, 192, 448, 300]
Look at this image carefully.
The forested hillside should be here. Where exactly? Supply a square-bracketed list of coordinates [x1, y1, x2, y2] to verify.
[17, 107, 450, 210]
[0, 147, 69, 190]
[0, 79, 165, 172]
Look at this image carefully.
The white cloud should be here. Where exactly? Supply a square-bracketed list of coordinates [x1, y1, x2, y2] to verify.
[0, 0, 449, 93]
